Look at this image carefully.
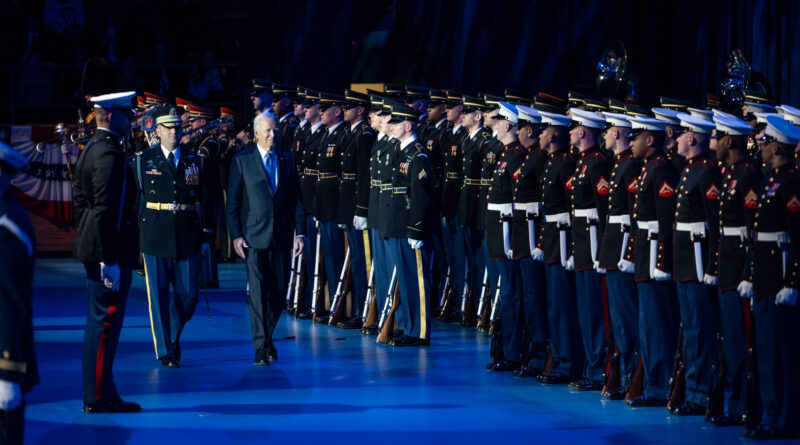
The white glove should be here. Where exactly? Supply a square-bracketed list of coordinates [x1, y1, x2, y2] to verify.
[775, 287, 799, 306]
[593, 261, 606, 274]
[506, 249, 513, 259]
[564, 256, 575, 271]
[441, 217, 447, 228]
[532, 248, 544, 261]
[408, 239, 423, 250]
[617, 259, 635, 274]
[737, 280, 754, 299]
[353, 216, 368, 231]
[337, 224, 348, 230]
[0, 380, 22, 411]
[652, 268, 671, 281]
[702, 274, 717, 286]
[100, 262, 120, 290]
[201, 242, 210, 254]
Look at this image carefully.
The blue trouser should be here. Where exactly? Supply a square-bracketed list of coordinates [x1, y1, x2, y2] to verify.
[430, 225, 449, 307]
[82, 263, 131, 403]
[605, 270, 639, 388]
[574, 269, 607, 381]
[482, 236, 501, 310]
[388, 238, 433, 339]
[447, 222, 468, 311]
[460, 226, 483, 315]
[675, 281, 718, 406]
[142, 254, 201, 360]
[545, 263, 583, 377]
[345, 226, 369, 317]
[753, 296, 800, 434]
[520, 257, 548, 370]
[636, 280, 679, 400]
[441, 218, 459, 294]
[718, 289, 747, 417]
[370, 229, 390, 323]
[496, 259, 525, 362]
[318, 220, 345, 309]
[302, 215, 319, 308]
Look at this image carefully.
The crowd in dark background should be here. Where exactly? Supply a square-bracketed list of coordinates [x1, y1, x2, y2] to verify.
[1, 0, 798, 125]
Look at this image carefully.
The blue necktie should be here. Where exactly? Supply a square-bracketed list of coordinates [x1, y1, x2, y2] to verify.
[264, 152, 276, 192]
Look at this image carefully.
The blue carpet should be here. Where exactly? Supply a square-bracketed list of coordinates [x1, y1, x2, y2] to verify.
[22, 259, 772, 444]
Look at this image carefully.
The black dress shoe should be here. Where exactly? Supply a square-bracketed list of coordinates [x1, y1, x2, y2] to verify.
[267, 352, 277, 363]
[743, 425, 791, 440]
[161, 359, 179, 368]
[337, 317, 363, 330]
[389, 335, 429, 347]
[486, 360, 522, 372]
[536, 372, 572, 384]
[295, 308, 313, 320]
[512, 366, 542, 378]
[625, 395, 667, 407]
[569, 379, 604, 391]
[670, 401, 705, 416]
[391, 329, 405, 341]
[253, 358, 270, 366]
[174, 342, 181, 362]
[83, 399, 142, 413]
[137, 270, 145, 276]
[707, 413, 743, 426]
[360, 324, 378, 335]
[601, 388, 627, 400]
[313, 313, 331, 324]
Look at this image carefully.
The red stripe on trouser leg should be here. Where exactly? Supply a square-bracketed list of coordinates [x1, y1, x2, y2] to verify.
[94, 291, 118, 402]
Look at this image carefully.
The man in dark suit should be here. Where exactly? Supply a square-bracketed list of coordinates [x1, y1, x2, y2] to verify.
[72, 91, 141, 413]
[227, 112, 306, 365]
[0, 142, 38, 444]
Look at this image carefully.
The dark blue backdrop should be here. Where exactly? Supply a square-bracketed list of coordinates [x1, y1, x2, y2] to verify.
[257, 0, 800, 107]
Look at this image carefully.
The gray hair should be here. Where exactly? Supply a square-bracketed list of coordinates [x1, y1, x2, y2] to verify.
[254, 112, 278, 132]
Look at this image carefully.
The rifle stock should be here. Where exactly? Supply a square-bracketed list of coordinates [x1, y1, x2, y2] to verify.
[624, 356, 644, 401]
[377, 276, 400, 344]
[705, 333, 726, 421]
[666, 326, 686, 411]
[328, 247, 351, 326]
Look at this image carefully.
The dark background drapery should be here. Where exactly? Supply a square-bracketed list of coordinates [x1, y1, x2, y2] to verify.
[2, 0, 798, 123]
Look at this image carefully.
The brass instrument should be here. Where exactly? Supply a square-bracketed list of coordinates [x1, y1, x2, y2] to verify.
[34, 121, 77, 183]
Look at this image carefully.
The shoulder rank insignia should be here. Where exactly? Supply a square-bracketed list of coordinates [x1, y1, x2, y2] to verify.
[419, 169, 427, 180]
[658, 181, 675, 197]
[744, 189, 757, 209]
[787, 195, 800, 213]
[705, 183, 720, 200]
[596, 177, 610, 195]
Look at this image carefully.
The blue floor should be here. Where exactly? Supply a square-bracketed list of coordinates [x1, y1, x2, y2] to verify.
[22, 258, 777, 444]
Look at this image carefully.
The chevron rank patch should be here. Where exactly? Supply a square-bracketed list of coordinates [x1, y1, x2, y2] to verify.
[658, 181, 675, 197]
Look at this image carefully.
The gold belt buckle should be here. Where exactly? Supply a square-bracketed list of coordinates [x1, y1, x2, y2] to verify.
[171, 201, 179, 214]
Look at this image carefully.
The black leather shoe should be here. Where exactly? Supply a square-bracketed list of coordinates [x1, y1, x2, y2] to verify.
[200, 282, 219, 289]
[390, 335, 429, 347]
[253, 358, 269, 366]
[670, 401, 705, 416]
[743, 425, 788, 440]
[602, 388, 627, 400]
[295, 308, 313, 320]
[161, 359, 179, 368]
[513, 366, 542, 378]
[313, 313, 331, 324]
[536, 372, 572, 384]
[569, 379, 604, 391]
[83, 399, 141, 413]
[486, 360, 522, 372]
[360, 324, 378, 335]
[174, 342, 181, 362]
[337, 317, 363, 330]
[707, 413, 743, 426]
[267, 352, 277, 363]
[625, 395, 667, 407]
[391, 329, 405, 341]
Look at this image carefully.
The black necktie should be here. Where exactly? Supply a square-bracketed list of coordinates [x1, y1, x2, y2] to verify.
[167, 152, 176, 175]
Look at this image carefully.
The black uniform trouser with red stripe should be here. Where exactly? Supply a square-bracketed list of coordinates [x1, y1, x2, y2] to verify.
[82, 262, 131, 404]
